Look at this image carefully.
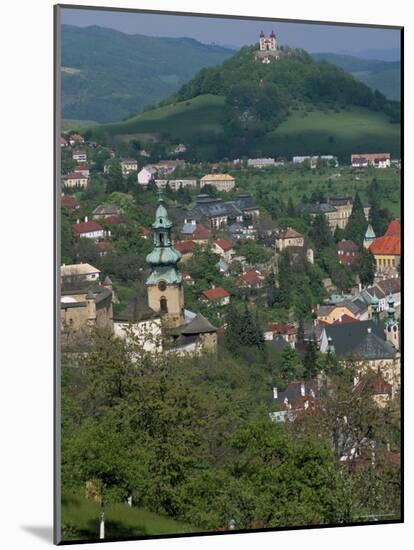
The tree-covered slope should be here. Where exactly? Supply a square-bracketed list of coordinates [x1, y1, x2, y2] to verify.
[311, 53, 400, 101]
[61, 25, 234, 123]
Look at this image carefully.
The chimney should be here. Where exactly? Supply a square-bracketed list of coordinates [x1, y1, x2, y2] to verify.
[273, 387, 278, 399]
[84, 216, 88, 223]
[76, 218, 80, 224]
[300, 382, 305, 397]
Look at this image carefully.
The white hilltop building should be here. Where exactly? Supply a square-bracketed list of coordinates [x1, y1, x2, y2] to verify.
[255, 30, 280, 63]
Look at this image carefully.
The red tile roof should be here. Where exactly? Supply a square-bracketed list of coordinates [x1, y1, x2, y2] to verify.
[265, 322, 296, 334]
[61, 195, 80, 209]
[384, 219, 401, 237]
[141, 227, 150, 237]
[63, 171, 88, 180]
[104, 215, 122, 225]
[70, 133, 84, 142]
[72, 221, 103, 235]
[332, 314, 359, 325]
[278, 227, 303, 239]
[351, 153, 390, 161]
[191, 224, 213, 240]
[369, 235, 400, 256]
[174, 240, 195, 254]
[239, 270, 264, 287]
[201, 287, 230, 301]
[214, 237, 233, 251]
[337, 240, 358, 253]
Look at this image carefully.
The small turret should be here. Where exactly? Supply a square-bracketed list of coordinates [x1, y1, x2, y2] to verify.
[363, 224, 376, 249]
[371, 293, 380, 324]
[384, 293, 399, 349]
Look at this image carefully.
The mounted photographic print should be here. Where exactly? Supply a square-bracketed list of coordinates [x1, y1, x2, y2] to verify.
[54, 4, 403, 544]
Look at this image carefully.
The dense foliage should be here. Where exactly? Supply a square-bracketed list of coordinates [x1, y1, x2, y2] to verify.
[61, 329, 400, 539]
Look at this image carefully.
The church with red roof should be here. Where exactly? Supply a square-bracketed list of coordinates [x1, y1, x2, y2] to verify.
[367, 219, 401, 274]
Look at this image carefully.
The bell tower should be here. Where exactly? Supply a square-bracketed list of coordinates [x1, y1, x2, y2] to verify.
[384, 293, 399, 350]
[146, 196, 185, 329]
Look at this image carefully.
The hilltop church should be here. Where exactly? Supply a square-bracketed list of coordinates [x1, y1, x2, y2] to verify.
[114, 198, 218, 355]
[255, 30, 280, 63]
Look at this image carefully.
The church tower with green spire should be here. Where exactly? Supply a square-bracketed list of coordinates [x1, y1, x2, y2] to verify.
[146, 196, 185, 328]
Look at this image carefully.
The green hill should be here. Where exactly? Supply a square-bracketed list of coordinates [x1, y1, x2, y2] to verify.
[85, 45, 400, 162]
[311, 53, 400, 101]
[61, 25, 234, 123]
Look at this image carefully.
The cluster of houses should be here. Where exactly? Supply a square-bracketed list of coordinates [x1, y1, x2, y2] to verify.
[300, 196, 371, 232]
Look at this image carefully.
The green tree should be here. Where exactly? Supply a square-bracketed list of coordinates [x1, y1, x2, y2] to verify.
[345, 192, 367, 245]
[106, 159, 124, 194]
[358, 248, 376, 287]
[310, 213, 333, 249]
[279, 345, 302, 382]
[303, 339, 319, 379]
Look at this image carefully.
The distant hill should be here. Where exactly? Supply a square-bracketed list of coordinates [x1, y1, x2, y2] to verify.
[61, 25, 235, 123]
[85, 45, 400, 162]
[312, 53, 400, 100]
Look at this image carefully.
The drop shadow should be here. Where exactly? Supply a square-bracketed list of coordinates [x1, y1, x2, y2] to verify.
[21, 525, 54, 543]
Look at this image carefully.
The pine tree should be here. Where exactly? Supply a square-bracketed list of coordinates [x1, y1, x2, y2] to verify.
[303, 339, 319, 379]
[280, 345, 302, 382]
[345, 192, 367, 245]
[106, 159, 124, 194]
[358, 248, 376, 287]
[310, 213, 332, 249]
[287, 197, 296, 217]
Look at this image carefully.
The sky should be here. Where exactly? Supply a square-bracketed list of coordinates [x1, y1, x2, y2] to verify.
[60, 7, 401, 58]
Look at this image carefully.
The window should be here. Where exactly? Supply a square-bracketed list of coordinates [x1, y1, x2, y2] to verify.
[160, 297, 168, 313]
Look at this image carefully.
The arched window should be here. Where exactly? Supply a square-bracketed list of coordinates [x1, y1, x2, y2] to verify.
[160, 297, 168, 313]
[159, 232, 164, 246]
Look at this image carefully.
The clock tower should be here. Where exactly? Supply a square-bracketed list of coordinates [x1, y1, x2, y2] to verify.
[146, 197, 185, 329]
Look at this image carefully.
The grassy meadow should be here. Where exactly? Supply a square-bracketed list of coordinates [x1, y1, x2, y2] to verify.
[61, 493, 197, 542]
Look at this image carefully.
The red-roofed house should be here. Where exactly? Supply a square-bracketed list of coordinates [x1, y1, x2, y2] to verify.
[337, 240, 359, 266]
[174, 240, 195, 261]
[352, 373, 392, 407]
[351, 153, 391, 168]
[72, 218, 109, 240]
[60, 137, 68, 147]
[201, 287, 230, 306]
[212, 238, 235, 262]
[264, 322, 297, 346]
[141, 227, 150, 239]
[239, 269, 265, 289]
[61, 195, 80, 210]
[62, 172, 88, 188]
[369, 219, 401, 272]
[384, 219, 401, 237]
[184, 223, 213, 245]
[275, 227, 304, 251]
[69, 133, 84, 146]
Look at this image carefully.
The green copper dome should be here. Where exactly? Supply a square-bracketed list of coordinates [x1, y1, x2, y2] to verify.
[146, 246, 181, 266]
[371, 293, 379, 306]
